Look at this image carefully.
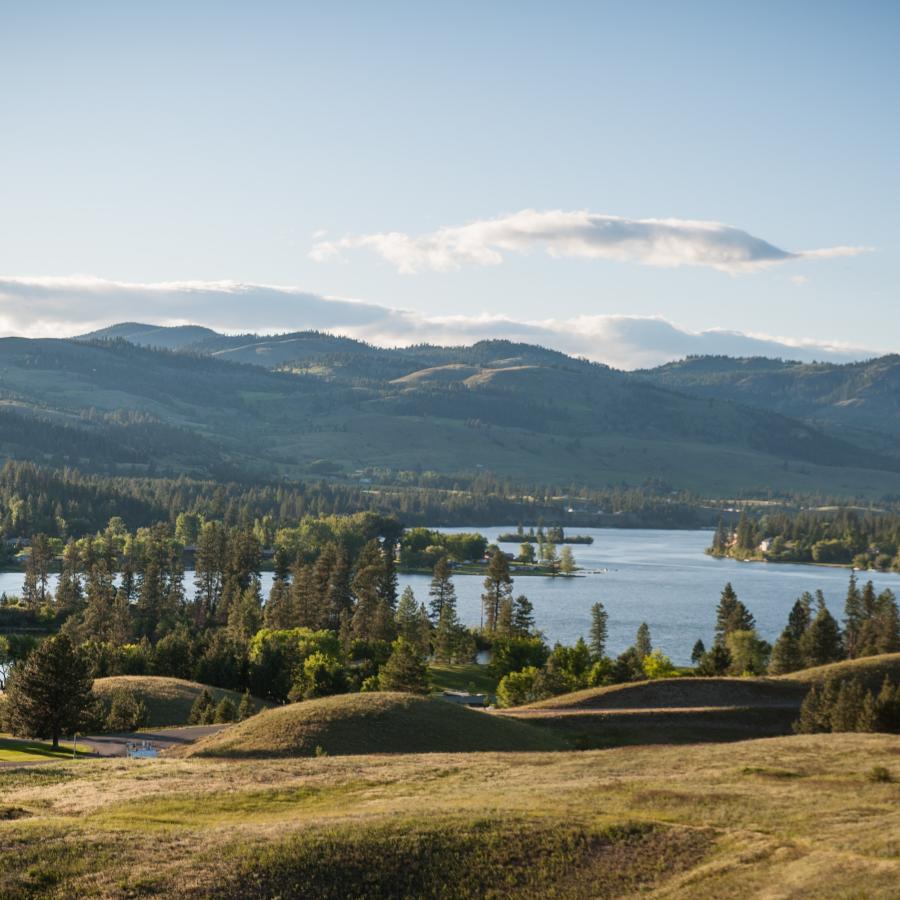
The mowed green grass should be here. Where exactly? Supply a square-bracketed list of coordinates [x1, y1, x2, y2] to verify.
[185, 692, 563, 758]
[92, 676, 266, 728]
[428, 662, 498, 696]
[0, 737, 90, 763]
[1, 733, 898, 897]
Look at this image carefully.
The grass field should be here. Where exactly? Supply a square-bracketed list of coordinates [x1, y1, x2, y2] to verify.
[428, 662, 498, 696]
[92, 676, 266, 727]
[0, 737, 90, 763]
[779, 652, 900, 691]
[184, 692, 562, 758]
[0, 733, 898, 896]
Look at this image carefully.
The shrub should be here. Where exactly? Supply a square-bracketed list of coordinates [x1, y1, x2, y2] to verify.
[867, 766, 893, 783]
[214, 697, 238, 723]
[642, 649, 676, 680]
[189, 688, 216, 725]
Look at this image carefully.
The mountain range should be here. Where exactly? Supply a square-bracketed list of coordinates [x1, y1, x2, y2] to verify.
[0, 323, 895, 499]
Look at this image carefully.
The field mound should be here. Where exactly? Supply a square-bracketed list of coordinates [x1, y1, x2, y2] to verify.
[517, 677, 806, 712]
[92, 676, 263, 727]
[185, 692, 563, 758]
[778, 652, 900, 691]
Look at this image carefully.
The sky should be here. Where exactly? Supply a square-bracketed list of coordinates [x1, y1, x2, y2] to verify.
[0, 1, 897, 367]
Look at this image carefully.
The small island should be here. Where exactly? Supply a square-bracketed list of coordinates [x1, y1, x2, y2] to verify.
[496, 526, 594, 545]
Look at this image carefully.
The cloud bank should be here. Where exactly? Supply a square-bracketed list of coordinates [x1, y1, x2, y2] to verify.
[0, 275, 880, 370]
[310, 209, 868, 274]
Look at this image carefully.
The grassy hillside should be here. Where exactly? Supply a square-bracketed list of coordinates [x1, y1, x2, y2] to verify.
[517, 676, 807, 711]
[186, 692, 563, 758]
[778, 652, 900, 691]
[640, 353, 900, 452]
[1, 734, 898, 896]
[92, 676, 262, 727]
[6, 332, 900, 497]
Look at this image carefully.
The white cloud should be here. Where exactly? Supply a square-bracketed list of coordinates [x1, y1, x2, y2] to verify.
[0, 275, 882, 369]
[310, 209, 869, 274]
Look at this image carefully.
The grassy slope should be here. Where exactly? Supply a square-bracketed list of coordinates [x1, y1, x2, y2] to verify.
[185, 692, 563, 758]
[778, 652, 900, 691]
[428, 662, 498, 696]
[1, 734, 898, 896]
[92, 677, 264, 728]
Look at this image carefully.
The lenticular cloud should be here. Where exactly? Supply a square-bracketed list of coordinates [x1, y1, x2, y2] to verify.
[310, 209, 867, 274]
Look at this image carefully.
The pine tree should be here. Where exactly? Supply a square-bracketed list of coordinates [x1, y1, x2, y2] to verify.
[768, 628, 803, 674]
[635, 622, 652, 660]
[395, 586, 420, 643]
[843, 574, 864, 658]
[589, 602, 609, 660]
[433, 587, 465, 663]
[238, 689, 256, 721]
[787, 593, 813, 640]
[690, 639, 706, 665]
[428, 556, 456, 624]
[2, 634, 93, 748]
[379, 637, 429, 694]
[512, 595, 535, 635]
[481, 549, 512, 632]
[799, 605, 843, 667]
[714, 583, 755, 645]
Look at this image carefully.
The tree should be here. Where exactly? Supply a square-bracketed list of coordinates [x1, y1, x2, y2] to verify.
[725, 629, 770, 675]
[799, 604, 843, 667]
[428, 556, 456, 623]
[104, 688, 149, 732]
[214, 697, 238, 723]
[395, 587, 422, 644]
[512, 595, 535, 635]
[379, 637, 429, 694]
[588, 602, 609, 660]
[714, 583, 755, 645]
[768, 629, 803, 675]
[697, 643, 731, 676]
[433, 591, 468, 664]
[635, 622, 652, 660]
[518, 542, 536, 564]
[481, 549, 512, 632]
[2, 634, 93, 748]
[690, 639, 706, 665]
[787, 593, 813, 640]
[238, 690, 256, 721]
[188, 688, 216, 725]
[642, 648, 676, 679]
[558, 546, 576, 575]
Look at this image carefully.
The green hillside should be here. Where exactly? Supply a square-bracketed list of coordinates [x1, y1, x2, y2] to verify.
[640, 354, 900, 453]
[186, 692, 563, 757]
[4, 332, 900, 498]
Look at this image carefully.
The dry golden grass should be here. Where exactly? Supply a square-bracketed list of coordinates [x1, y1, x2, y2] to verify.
[1, 732, 898, 897]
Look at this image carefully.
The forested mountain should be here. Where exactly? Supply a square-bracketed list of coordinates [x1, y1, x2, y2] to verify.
[3, 330, 899, 499]
[639, 354, 900, 453]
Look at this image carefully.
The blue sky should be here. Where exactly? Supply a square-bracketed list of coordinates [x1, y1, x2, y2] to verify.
[0, 1, 897, 364]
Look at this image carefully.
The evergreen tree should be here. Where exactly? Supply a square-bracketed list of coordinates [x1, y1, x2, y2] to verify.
[2, 634, 93, 748]
[428, 556, 456, 624]
[843, 574, 864, 658]
[714, 583, 755, 645]
[189, 688, 216, 725]
[238, 689, 256, 721]
[481, 549, 513, 632]
[512, 595, 535, 635]
[379, 637, 429, 694]
[690, 639, 706, 665]
[395, 586, 420, 643]
[433, 588, 466, 663]
[787, 593, 813, 640]
[588, 602, 609, 660]
[635, 622, 652, 660]
[799, 604, 843, 667]
[769, 628, 803, 674]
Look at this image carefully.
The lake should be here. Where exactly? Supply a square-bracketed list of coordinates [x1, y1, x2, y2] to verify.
[3, 526, 899, 665]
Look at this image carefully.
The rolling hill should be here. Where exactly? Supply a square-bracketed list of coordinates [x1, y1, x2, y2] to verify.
[639, 354, 900, 453]
[1, 328, 898, 497]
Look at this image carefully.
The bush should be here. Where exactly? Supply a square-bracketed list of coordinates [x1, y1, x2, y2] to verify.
[189, 688, 216, 725]
[642, 649, 676, 680]
[867, 765, 893, 783]
[490, 635, 549, 679]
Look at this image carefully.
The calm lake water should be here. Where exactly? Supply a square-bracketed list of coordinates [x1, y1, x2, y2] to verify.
[3, 526, 900, 665]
